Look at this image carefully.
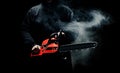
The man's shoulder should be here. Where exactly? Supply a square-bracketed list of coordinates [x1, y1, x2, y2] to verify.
[57, 4, 73, 14]
[57, 4, 73, 13]
[28, 4, 42, 15]
[31, 4, 42, 11]
[58, 4, 71, 10]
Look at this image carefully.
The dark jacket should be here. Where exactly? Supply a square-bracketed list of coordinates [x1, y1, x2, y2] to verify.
[20, 3, 74, 70]
[21, 4, 74, 50]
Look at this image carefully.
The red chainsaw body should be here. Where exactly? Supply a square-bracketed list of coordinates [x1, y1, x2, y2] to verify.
[31, 37, 59, 57]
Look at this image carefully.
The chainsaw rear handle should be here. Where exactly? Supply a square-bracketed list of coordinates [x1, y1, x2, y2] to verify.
[30, 39, 59, 57]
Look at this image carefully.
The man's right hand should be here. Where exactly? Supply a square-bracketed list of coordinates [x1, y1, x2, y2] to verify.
[31, 45, 41, 55]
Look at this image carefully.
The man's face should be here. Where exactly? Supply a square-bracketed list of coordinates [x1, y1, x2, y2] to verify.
[42, 0, 59, 7]
[46, 0, 53, 3]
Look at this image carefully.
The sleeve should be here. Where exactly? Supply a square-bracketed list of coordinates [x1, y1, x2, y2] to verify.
[21, 8, 36, 50]
[57, 5, 74, 22]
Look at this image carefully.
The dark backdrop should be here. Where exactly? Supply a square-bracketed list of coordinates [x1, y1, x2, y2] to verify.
[5, 0, 119, 72]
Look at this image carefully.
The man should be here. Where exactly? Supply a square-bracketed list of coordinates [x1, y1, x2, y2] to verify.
[20, 0, 74, 71]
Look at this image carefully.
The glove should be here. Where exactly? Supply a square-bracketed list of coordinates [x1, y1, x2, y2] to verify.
[57, 31, 65, 36]
[31, 45, 41, 55]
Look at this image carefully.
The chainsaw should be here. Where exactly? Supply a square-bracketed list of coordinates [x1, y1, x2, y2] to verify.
[31, 30, 97, 57]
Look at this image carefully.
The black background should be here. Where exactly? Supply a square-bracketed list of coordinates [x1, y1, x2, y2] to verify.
[3, 0, 119, 72]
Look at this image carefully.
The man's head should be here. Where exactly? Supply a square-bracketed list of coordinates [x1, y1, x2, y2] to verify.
[41, 0, 60, 7]
[45, 0, 53, 3]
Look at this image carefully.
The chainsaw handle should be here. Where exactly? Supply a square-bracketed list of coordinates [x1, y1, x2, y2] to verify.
[31, 38, 59, 57]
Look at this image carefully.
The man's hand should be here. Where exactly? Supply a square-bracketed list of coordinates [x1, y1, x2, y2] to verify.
[31, 45, 41, 55]
[57, 31, 65, 36]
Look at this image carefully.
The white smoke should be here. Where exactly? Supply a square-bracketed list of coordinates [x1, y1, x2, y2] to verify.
[62, 10, 110, 68]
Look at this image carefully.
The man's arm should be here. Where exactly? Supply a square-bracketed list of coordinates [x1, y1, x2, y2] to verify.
[21, 8, 36, 50]
[57, 5, 74, 22]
